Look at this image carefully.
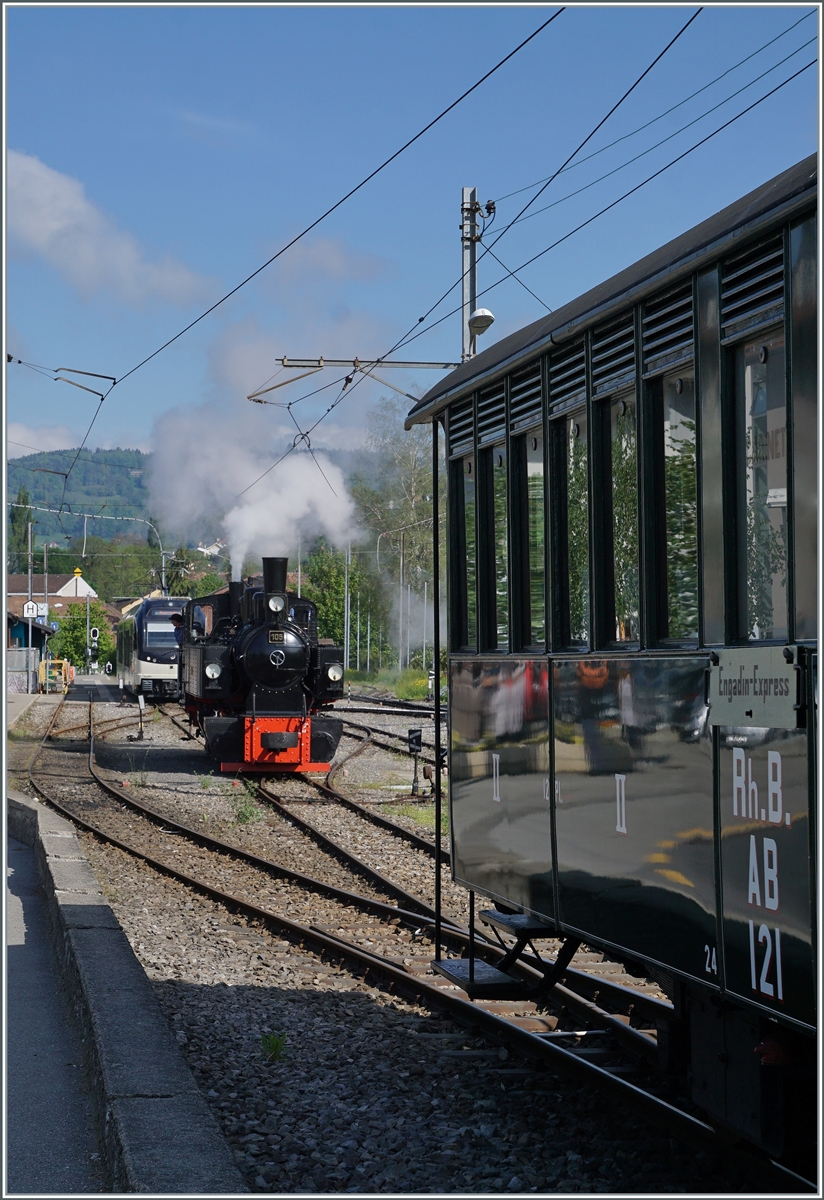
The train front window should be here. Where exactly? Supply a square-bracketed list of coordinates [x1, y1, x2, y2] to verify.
[463, 456, 477, 648]
[566, 413, 589, 646]
[610, 395, 639, 642]
[526, 433, 545, 646]
[146, 618, 179, 648]
[492, 446, 508, 649]
[659, 371, 698, 640]
[735, 332, 787, 642]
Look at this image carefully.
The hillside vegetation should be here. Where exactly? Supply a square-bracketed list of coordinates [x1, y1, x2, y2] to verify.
[7, 448, 152, 544]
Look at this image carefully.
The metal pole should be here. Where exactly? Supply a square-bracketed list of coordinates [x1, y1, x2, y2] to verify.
[367, 609, 371, 673]
[461, 186, 478, 362]
[86, 593, 91, 675]
[356, 593, 361, 672]
[398, 532, 405, 671]
[44, 544, 49, 694]
[422, 581, 427, 675]
[407, 584, 411, 667]
[27, 522, 33, 694]
[432, 417, 443, 962]
[344, 543, 350, 670]
[297, 531, 301, 598]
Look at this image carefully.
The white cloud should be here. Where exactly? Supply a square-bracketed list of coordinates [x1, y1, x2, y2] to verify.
[6, 422, 151, 457]
[7, 422, 84, 456]
[272, 236, 386, 286]
[7, 150, 214, 307]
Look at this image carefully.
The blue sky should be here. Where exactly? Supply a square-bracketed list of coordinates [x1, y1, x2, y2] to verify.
[5, 3, 820, 466]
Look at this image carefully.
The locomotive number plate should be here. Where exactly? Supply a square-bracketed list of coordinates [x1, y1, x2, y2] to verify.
[268, 631, 285, 644]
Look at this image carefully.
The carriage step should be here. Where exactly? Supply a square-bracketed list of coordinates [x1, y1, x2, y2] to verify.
[479, 910, 555, 938]
[431, 958, 530, 1000]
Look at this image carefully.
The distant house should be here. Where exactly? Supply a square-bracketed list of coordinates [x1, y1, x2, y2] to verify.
[6, 567, 98, 619]
[196, 539, 226, 558]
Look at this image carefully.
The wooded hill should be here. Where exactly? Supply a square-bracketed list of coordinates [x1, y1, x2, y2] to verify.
[7, 448, 152, 544]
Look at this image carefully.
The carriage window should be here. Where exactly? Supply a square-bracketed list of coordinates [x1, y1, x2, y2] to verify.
[463, 456, 477, 649]
[659, 371, 698, 640]
[735, 332, 787, 641]
[566, 413, 589, 646]
[492, 446, 508, 649]
[610, 395, 639, 641]
[525, 433, 545, 646]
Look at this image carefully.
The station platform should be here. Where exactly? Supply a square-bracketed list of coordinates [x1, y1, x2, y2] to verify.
[4, 716, 244, 1192]
[6, 834, 104, 1193]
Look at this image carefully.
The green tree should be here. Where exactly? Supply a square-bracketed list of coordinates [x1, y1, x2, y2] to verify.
[193, 571, 226, 597]
[49, 600, 116, 670]
[8, 485, 32, 572]
[301, 538, 390, 664]
[349, 396, 445, 592]
[44, 536, 160, 602]
[166, 546, 193, 596]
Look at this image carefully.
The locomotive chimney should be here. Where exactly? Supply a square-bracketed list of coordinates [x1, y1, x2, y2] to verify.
[262, 557, 288, 595]
[229, 581, 243, 616]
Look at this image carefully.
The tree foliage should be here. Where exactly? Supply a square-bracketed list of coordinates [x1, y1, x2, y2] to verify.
[301, 538, 390, 661]
[9, 485, 32, 572]
[43, 536, 161, 602]
[349, 397, 445, 593]
[49, 599, 116, 670]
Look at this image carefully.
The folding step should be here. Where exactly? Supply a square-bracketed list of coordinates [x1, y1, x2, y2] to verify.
[430, 958, 531, 1000]
[479, 910, 556, 938]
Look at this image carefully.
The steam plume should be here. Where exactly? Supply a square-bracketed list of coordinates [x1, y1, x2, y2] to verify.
[148, 398, 357, 578]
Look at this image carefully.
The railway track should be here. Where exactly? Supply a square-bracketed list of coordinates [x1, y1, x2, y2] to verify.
[22, 696, 813, 1191]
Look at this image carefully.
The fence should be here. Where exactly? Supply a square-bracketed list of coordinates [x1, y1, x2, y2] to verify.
[7, 648, 41, 694]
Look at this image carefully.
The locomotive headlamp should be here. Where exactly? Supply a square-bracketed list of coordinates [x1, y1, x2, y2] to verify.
[268, 595, 286, 613]
[205, 663, 222, 679]
[327, 663, 344, 682]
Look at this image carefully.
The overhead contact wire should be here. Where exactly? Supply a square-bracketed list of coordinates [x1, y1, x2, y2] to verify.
[493, 8, 815, 202]
[392, 57, 817, 353]
[111, 9, 565, 390]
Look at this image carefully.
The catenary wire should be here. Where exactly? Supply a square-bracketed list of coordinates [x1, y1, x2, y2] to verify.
[243, 51, 813, 499]
[503, 34, 817, 230]
[392, 58, 816, 355]
[481, 9, 703, 256]
[109, 10, 565, 391]
[37, 11, 565, 506]
[494, 9, 816, 203]
[354, 6, 704, 373]
[233, 13, 702, 499]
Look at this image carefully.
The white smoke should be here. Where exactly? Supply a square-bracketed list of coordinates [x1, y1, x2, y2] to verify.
[148, 397, 357, 578]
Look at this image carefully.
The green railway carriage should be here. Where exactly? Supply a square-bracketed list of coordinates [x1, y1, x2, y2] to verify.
[406, 155, 817, 1167]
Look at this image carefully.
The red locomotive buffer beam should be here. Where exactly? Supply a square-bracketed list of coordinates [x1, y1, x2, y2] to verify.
[219, 716, 331, 774]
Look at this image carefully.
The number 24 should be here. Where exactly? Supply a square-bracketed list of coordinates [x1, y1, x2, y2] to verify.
[704, 945, 717, 975]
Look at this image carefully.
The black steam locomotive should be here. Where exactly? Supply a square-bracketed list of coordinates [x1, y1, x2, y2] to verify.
[180, 557, 344, 772]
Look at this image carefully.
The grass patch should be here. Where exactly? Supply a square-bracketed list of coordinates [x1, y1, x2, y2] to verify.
[261, 1031, 288, 1062]
[223, 778, 262, 824]
[394, 669, 429, 700]
[385, 801, 449, 834]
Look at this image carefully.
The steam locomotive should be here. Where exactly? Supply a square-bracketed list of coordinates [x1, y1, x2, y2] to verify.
[179, 557, 344, 772]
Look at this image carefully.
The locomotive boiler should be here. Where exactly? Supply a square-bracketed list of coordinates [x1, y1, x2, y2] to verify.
[180, 557, 344, 772]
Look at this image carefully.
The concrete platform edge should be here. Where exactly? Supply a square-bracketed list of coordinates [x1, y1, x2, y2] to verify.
[7, 789, 246, 1194]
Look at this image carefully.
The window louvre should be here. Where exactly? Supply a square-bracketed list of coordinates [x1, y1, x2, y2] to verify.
[548, 340, 586, 413]
[448, 399, 474, 457]
[721, 233, 784, 339]
[591, 313, 635, 395]
[509, 363, 542, 431]
[642, 282, 693, 374]
[476, 381, 506, 446]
